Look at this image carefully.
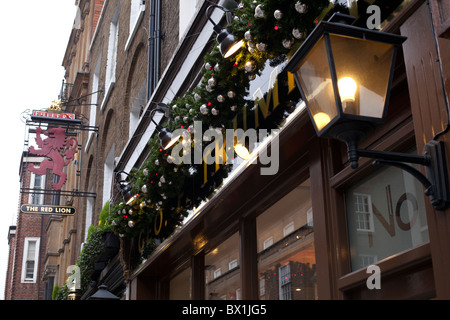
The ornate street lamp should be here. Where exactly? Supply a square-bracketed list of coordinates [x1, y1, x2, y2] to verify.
[287, 13, 405, 144]
[287, 13, 450, 210]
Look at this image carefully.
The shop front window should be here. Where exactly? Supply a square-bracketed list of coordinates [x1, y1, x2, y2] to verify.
[169, 267, 191, 299]
[256, 178, 317, 300]
[346, 164, 429, 271]
[205, 233, 240, 300]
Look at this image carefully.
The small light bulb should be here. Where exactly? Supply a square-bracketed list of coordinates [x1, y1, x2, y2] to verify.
[313, 112, 331, 131]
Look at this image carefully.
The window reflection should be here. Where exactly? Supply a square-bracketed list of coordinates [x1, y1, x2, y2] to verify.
[257, 178, 317, 300]
[169, 267, 191, 299]
[346, 164, 429, 271]
[205, 233, 240, 300]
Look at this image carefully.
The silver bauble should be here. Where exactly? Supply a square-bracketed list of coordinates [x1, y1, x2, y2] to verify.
[274, 10, 283, 20]
[245, 61, 256, 72]
[295, 1, 307, 14]
[200, 104, 209, 115]
[256, 42, 267, 52]
[282, 38, 294, 49]
[254, 4, 264, 18]
[208, 77, 216, 87]
[292, 28, 304, 39]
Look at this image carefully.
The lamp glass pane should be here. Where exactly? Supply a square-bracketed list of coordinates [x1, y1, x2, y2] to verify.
[329, 34, 395, 119]
[295, 36, 337, 132]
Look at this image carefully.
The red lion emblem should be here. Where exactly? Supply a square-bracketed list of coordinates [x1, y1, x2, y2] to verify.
[28, 127, 78, 190]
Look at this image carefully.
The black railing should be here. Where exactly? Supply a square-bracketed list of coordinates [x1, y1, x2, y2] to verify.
[58, 80, 74, 103]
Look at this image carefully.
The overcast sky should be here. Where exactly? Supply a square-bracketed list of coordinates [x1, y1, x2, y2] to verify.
[0, 1, 77, 299]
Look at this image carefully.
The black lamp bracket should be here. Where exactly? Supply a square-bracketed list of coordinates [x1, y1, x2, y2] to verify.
[206, 4, 236, 34]
[206, 4, 232, 24]
[347, 140, 450, 210]
[150, 103, 170, 129]
[114, 170, 132, 184]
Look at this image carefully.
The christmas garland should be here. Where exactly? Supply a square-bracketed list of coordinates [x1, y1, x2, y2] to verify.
[107, 0, 332, 246]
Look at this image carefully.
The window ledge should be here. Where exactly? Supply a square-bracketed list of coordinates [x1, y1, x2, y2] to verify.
[125, 6, 145, 52]
[84, 131, 95, 153]
[337, 242, 431, 292]
[100, 79, 115, 111]
[21, 279, 36, 284]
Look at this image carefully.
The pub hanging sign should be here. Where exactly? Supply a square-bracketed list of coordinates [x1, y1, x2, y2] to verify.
[30, 110, 81, 124]
[27, 127, 78, 190]
[30, 100, 81, 124]
[21, 204, 76, 215]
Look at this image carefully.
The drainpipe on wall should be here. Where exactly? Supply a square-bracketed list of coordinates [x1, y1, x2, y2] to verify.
[154, 0, 161, 94]
[147, 0, 161, 102]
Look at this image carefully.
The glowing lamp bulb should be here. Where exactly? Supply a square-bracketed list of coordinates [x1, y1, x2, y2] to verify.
[224, 40, 245, 58]
[234, 143, 251, 160]
[338, 77, 357, 103]
[313, 112, 331, 131]
[126, 195, 136, 205]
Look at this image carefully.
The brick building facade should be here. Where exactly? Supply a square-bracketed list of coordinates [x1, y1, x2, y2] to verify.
[4, 156, 50, 300]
